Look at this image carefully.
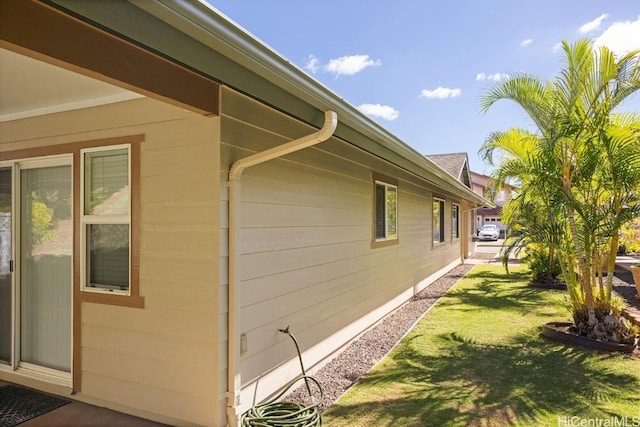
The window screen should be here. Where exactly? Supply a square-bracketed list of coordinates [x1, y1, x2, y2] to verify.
[374, 180, 397, 241]
[375, 183, 386, 239]
[452, 204, 460, 239]
[433, 198, 445, 244]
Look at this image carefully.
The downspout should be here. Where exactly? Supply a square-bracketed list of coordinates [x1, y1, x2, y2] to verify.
[226, 110, 338, 427]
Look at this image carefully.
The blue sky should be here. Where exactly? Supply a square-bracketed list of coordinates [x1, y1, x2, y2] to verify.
[207, 1, 640, 173]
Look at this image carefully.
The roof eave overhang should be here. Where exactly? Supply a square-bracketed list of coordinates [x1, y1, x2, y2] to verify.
[43, 0, 487, 206]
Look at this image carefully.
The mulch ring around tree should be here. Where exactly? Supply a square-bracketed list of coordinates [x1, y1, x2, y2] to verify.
[542, 321, 638, 354]
[539, 269, 640, 358]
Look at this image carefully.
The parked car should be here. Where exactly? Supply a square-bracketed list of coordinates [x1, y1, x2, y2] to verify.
[478, 224, 500, 241]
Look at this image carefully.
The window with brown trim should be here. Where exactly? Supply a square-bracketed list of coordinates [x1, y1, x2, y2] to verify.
[433, 198, 445, 244]
[78, 138, 143, 309]
[372, 174, 399, 248]
[81, 145, 131, 294]
[452, 203, 460, 240]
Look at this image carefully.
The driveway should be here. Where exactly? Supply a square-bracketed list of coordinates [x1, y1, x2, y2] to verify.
[468, 239, 522, 265]
[475, 238, 503, 253]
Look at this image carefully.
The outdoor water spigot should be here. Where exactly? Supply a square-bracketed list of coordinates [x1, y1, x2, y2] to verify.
[279, 326, 290, 335]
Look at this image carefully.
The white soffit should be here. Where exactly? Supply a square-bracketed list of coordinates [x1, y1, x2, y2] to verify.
[0, 48, 143, 122]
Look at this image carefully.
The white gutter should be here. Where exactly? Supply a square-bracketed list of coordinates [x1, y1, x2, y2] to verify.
[132, 0, 487, 208]
[226, 110, 337, 427]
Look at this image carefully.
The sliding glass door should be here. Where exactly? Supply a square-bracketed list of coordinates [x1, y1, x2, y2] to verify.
[19, 161, 72, 373]
[0, 158, 73, 380]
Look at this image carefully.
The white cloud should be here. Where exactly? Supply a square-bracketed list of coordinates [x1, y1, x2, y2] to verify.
[304, 54, 320, 74]
[357, 103, 399, 120]
[578, 13, 608, 34]
[491, 73, 509, 81]
[593, 15, 640, 57]
[420, 87, 462, 99]
[325, 54, 381, 76]
[476, 73, 509, 81]
[520, 39, 533, 47]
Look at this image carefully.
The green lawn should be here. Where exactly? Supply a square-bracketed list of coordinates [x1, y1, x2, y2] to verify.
[323, 264, 640, 427]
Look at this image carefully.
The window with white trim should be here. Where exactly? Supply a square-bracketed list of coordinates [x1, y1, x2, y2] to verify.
[433, 198, 445, 244]
[452, 204, 460, 240]
[374, 180, 397, 242]
[81, 145, 131, 294]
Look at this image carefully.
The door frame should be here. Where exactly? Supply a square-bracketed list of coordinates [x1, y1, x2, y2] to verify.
[0, 165, 14, 367]
[0, 154, 74, 387]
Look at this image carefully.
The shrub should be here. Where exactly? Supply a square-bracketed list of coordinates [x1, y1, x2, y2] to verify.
[521, 245, 563, 285]
[620, 218, 640, 254]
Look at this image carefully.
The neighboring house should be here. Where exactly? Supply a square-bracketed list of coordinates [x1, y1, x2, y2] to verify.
[0, 1, 487, 426]
[470, 171, 516, 237]
[425, 153, 473, 189]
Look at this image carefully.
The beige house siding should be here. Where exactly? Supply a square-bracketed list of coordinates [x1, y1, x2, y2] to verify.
[219, 88, 463, 414]
[0, 97, 221, 426]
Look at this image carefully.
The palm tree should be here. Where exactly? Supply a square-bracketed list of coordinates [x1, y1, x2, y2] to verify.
[479, 39, 640, 331]
[479, 128, 567, 278]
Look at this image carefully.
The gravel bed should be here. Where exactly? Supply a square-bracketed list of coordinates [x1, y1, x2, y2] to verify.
[285, 264, 474, 413]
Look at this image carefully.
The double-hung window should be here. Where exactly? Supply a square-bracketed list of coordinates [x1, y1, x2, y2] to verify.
[452, 204, 460, 240]
[373, 177, 398, 245]
[433, 198, 445, 244]
[81, 145, 131, 294]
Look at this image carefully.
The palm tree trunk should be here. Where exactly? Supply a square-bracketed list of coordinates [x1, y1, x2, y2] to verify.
[597, 252, 605, 301]
[604, 230, 619, 304]
[564, 184, 596, 326]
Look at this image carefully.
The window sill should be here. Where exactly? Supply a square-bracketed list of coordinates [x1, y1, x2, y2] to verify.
[80, 291, 145, 309]
[371, 238, 399, 249]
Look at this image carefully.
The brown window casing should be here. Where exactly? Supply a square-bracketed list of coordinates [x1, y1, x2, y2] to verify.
[371, 172, 399, 249]
[433, 196, 446, 246]
[452, 203, 460, 240]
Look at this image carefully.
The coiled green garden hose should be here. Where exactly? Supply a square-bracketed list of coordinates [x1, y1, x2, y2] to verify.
[241, 327, 323, 426]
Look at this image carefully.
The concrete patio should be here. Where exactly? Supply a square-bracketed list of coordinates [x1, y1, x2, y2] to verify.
[0, 380, 169, 427]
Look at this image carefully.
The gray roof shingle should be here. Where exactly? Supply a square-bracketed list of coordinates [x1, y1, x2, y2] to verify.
[426, 153, 472, 188]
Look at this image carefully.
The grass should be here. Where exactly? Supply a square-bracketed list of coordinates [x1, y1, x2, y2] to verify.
[322, 264, 640, 427]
